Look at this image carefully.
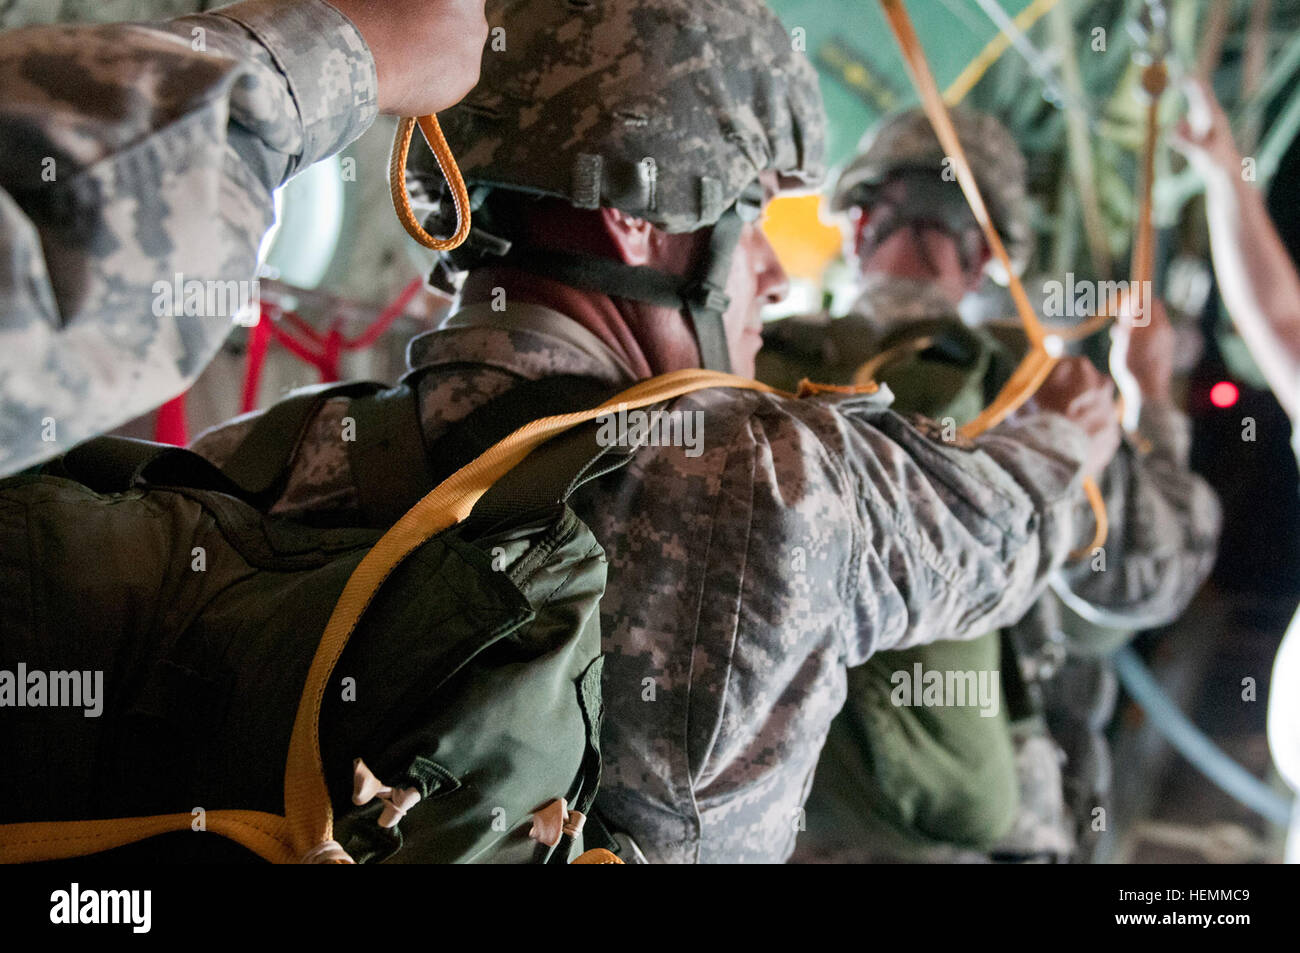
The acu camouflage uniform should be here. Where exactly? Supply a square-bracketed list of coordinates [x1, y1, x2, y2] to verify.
[192, 0, 1111, 863]
[0, 0, 378, 475]
[0, 0, 221, 30]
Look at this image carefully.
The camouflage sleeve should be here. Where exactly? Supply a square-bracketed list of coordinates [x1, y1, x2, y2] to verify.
[827, 396, 1093, 662]
[0, 0, 378, 475]
[1052, 399, 1222, 628]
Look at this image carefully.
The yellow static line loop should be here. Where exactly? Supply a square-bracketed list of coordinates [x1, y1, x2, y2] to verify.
[390, 115, 472, 251]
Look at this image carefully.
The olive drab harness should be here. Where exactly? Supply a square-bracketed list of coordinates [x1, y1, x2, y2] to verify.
[0, 114, 620, 866]
[0, 362, 784, 865]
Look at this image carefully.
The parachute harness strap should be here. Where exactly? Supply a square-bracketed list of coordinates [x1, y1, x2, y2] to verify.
[683, 198, 749, 373]
[390, 115, 472, 250]
[878, 0, 1107, 554]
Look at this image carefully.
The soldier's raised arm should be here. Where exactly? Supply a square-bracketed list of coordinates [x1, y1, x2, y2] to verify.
[825, 361, 1116, 663]
[1171, 77, 1300, 422]
[1054, 300, 1221, 628]
[0, 0, 486, 475]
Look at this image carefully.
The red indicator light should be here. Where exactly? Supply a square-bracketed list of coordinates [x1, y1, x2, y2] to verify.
[1209, 381, 1239, 408]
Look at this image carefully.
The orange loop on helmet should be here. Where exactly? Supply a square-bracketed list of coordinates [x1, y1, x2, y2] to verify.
[390, 115, 472, 251]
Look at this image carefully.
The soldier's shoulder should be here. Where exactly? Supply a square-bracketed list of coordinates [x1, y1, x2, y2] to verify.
[676, 383, 897, 464]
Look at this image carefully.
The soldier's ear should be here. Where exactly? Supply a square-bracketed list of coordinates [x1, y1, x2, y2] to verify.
[969, 243, 994, 292]
[601, 207, 654, 266]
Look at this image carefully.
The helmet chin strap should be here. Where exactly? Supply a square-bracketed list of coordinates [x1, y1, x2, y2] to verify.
[486, 193, 760, 375]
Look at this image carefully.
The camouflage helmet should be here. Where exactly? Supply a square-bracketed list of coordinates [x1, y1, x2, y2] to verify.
[409, 0, 826, 374]
[831, 107, 1031, 284]
[420, 0, 827, 234]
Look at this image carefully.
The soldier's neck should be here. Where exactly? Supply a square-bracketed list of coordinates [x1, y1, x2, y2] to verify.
[461, 266, 630, 332]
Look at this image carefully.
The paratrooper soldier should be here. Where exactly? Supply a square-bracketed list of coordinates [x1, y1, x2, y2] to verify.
[761, 107, 1221, 863]
[192, 1, 1128, 862]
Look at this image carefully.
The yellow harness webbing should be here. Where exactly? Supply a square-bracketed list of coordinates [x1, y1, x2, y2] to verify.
[390, 115, 472, 251]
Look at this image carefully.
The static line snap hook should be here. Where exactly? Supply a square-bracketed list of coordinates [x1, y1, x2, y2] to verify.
[352, 757, 422, 829]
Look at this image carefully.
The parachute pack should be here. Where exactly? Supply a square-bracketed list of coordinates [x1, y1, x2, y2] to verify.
[0, 370, 774, 864]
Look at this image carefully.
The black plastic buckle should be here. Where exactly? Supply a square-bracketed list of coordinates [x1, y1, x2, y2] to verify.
[687, 281, 731, 315]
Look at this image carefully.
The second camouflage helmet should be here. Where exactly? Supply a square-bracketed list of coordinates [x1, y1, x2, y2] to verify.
[420, 0, 827, 234]
[831, 107, 1031, 283]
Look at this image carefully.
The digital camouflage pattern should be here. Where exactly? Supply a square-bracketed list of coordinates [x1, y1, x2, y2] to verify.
[0, 0, 378, 475]
[986, 719, 1075, 860]
[831, 107, 1032, 283]
[1038, 642, 1119, 859]
[762, 301, 1221, 634]
[0, 0, 218, 29]
[416, 0, 825, 234]
[193, 299, 1106, 862]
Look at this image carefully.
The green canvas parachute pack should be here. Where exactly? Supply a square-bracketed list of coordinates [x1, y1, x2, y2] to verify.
[0, 369, 770, 864]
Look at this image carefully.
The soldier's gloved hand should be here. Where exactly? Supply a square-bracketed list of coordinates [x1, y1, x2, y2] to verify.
[1028, 357, 1122, 479]
[326, 0, 488, 115]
